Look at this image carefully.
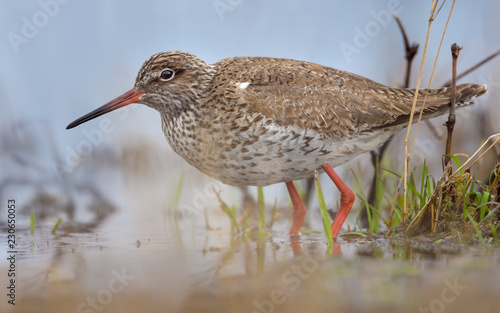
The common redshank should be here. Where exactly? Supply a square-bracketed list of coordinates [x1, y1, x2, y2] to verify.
[67, 51, 487, 237]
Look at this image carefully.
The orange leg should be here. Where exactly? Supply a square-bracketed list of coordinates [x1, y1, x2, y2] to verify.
[322, 164, 355, 237]
[286, 181, 306, 235]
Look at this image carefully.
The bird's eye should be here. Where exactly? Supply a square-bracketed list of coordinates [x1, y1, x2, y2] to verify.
[160, 69, 175, 81]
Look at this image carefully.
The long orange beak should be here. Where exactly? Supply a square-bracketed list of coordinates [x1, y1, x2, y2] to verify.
[66, 88, 144, 129]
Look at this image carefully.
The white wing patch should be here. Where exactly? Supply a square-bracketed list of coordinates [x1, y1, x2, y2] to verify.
[236, 82, 251, 89]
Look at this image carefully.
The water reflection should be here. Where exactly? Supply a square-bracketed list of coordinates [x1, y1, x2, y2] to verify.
[3, 124, 500, 313]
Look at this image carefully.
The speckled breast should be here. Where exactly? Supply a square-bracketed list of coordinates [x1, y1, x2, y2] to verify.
[162, 112, 395, 186]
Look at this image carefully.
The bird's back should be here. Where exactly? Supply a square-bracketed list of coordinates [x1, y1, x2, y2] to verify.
[169, 55, 487, 186]
[210, 56, 487, 137]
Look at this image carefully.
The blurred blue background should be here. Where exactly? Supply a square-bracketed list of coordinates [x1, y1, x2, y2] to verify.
[3, 1, 498, 136]
[1, 3, 500, 309]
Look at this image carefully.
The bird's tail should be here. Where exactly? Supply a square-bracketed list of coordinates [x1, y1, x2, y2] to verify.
[422, 83, 487, 111]
[381, 83, 488, 128]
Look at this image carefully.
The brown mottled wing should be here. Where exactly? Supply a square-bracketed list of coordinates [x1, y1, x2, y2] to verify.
[215, 56, 486, 138]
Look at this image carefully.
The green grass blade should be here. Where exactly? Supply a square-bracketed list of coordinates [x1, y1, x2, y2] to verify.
[52, 218, 62, 235]
[383, 168, 402, 179]
[172, 174, 184, 212]
[419, 161, 429, 209]
[480, 192, 491, 205]
[420, 160, 427, 199]
[479, 193, 491, 221]
[444, 154, 463, 175]
[375, 165, 386, 215]
[352, 171, 378, 234]
[314, 171, 333, 245]
[170, 174, 185, 238]
[215, 192, 240, 234]
[466, 213, 486, 246]
[257, 186, 266, 229]
[256, 186, 270, 237]
[30, 212, 35, 235]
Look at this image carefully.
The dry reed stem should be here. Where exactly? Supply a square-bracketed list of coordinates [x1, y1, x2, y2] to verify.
[403, 0, 456, 235]
[402, 0, 438, 234]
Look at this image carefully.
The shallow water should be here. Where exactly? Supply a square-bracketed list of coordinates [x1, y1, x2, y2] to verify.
[2, 137, 500, 313]
[3, 208, 500, 313]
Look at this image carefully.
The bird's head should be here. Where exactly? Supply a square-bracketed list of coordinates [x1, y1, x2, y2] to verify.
[66, 51, 215, 129]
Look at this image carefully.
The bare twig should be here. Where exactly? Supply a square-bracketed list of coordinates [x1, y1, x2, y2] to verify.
[442, 49, 500, 87]
[394, 15, 419, 88]
[425, 48, 500, 141]
[444, 43, 462, 168]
